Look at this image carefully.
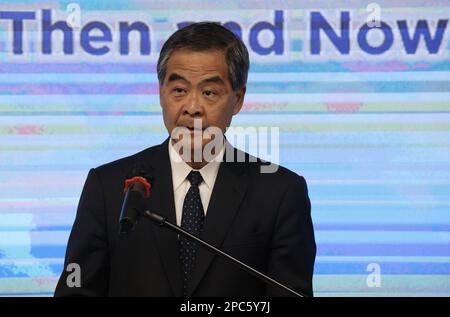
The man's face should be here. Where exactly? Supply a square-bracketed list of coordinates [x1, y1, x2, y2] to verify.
[159, 49, 245, 153]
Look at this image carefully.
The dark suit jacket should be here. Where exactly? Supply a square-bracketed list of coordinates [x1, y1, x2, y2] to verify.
[54, 138, 316, 297]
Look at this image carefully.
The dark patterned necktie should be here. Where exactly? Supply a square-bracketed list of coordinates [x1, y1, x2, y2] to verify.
[179, 170, 205, 297]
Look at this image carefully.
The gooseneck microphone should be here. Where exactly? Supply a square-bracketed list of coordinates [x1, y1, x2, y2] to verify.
[119, 163, 153, 234]
[118, 164, 307, 297]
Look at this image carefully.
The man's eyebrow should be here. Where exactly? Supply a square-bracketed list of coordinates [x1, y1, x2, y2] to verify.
[166, 73, 226, 85]
[167, 73, 187, 83]
[200, 76, 226, 85]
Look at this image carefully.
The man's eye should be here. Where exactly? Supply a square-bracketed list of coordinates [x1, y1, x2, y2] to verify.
[203, 90, 216, 97]
[173, 88, 186, 94]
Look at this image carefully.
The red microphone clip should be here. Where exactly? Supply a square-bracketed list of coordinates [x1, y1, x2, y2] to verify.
[124, 176, 151, 198]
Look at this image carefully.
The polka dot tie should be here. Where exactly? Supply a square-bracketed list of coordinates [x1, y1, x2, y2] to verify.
[179, 171, 205, 297]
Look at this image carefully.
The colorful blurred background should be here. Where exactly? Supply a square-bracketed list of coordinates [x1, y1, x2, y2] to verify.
[0, 0, 449, 296]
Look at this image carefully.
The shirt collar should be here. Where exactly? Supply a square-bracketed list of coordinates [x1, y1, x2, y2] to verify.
[168, 140, 224, 191]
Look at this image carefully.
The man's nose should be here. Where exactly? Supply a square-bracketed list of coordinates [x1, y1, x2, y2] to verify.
[183, 92, 203, 117]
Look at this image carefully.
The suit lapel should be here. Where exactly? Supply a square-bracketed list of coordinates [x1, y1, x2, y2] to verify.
[187, 144, 249, 296]
[144, 138, 183, 296]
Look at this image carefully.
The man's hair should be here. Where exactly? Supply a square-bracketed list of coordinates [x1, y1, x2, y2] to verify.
[157, 22, 249, 91]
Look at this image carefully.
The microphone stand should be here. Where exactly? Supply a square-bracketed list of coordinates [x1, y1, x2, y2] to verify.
[144, 210, 307, 298]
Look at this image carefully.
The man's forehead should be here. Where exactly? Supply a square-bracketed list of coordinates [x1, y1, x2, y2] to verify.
[166, 49, 227, 68]
[170, 48, 225, 58]
[164, 50, 230, 84]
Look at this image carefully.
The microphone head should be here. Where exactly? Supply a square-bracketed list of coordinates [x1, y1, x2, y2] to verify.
[124, 162, 154, 198]
[126, 162, 153, 182]
[119, 163, 154, 235]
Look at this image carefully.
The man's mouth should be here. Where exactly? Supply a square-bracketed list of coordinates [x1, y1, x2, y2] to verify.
[185, 126, 205, 131]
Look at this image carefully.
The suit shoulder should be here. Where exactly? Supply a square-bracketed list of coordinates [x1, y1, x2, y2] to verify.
[92, 144, 160, 177]
[272, 164, 306, 184]
[237, 150, 307, 188]
[254, 163, 306, 189]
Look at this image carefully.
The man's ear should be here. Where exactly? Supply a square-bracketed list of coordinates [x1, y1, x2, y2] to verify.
[232, 86, 246, 115]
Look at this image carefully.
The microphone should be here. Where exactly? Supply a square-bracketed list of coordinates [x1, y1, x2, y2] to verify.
[119, 163, 153, 234]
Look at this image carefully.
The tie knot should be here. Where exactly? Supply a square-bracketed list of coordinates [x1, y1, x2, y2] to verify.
[187, 171, 203, 187]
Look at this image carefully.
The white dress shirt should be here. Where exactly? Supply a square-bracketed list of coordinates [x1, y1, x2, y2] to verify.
[168, 141, 224, 226]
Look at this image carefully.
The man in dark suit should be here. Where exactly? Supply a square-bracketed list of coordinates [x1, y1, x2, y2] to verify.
[54, 22, 316, 297]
